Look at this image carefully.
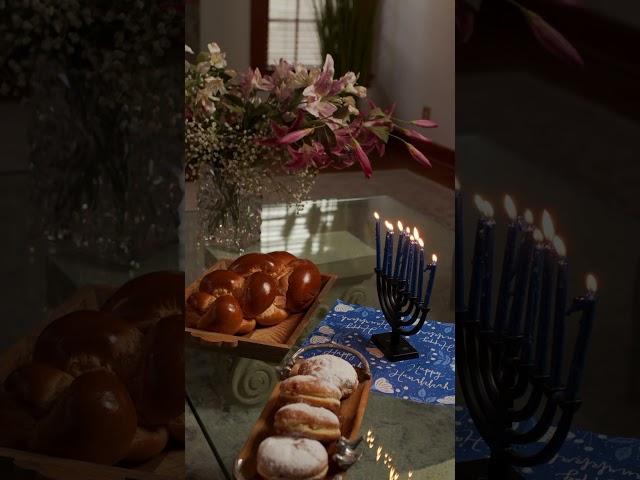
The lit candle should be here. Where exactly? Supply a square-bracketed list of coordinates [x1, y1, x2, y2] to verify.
[523, 228, 544, 362]
[468, 195, 488, 322]
[535, 210, 557, 375]
[405, 235, 415, 286]
[383, 221, 394, 276]
[455, 178, 465, 311]
[551, 235, 568, 388]
[410, 227, 420, 295]
[393, 220, 405, 278]
[507, 210, 535, 336]
[566, 274, 597, 399]
[495, 195, 520, 334]
[416, 238, 425, 302]
[374, 212, 381, 271]
[405, 227, 411, 282]
[399, 226, 411, 282]
[479, 199, 495, 331]
[424, 254, 438, 307]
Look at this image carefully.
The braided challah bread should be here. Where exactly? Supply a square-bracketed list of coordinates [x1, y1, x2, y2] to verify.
[186, 252, 322, 334]
[0, 271, 185, 466]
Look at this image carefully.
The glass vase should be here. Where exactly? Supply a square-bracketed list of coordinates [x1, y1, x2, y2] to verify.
[197, 163, 262, 252]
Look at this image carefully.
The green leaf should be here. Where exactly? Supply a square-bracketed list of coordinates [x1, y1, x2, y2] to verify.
[367, 125, 389, 143]
[332, 105, 350, 119]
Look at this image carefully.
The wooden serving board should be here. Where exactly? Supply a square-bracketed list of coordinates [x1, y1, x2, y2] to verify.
[233, 367, 371, 480]
[185, 260, 337, 363]
[0, 285, 185, 480]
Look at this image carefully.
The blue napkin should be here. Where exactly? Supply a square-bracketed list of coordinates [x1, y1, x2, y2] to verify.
[456, 406, 640, 478]
[302, 300, 455, 406]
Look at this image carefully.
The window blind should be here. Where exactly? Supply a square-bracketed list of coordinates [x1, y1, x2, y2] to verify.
[267, 0, 323, 67]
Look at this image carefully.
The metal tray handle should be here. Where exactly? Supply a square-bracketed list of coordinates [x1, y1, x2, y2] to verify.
[279, 342, 371, 380]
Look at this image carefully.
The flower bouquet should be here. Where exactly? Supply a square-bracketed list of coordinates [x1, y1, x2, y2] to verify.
[185, 42, 436, 251]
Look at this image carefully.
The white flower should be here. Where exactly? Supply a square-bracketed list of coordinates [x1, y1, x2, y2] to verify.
[206, 76, 226, 95]
[207, 42, 226, 68]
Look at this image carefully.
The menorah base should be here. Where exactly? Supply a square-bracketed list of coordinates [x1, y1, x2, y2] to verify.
[456, 458, 523, 480]
[371, 332, 419, 361]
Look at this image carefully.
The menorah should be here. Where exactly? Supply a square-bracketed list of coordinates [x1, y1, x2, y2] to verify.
[371, 267, 430, 361]
[455, 190, 597, 479]
[371, 213, 437, 362]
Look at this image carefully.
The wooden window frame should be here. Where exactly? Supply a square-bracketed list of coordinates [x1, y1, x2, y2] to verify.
[250, 0, 269, 70]
[251, 0, 320, 70]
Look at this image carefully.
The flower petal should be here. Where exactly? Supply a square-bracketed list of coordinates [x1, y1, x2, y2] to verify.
[398, 127, 432, 144]
[406, 142, 432, 168]
[523, 9, 583, 66]
[411, 119, 439, 128]
[278, 128, 315, 145]
[353, 139, 373, 178]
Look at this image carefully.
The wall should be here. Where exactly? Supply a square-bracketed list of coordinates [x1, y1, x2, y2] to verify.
[199, 0, 251, 69]
[369, 0, 455, 149]
[582, 0, 640, 29]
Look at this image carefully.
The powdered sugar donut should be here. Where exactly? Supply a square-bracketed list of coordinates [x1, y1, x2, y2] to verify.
[295, 354, 358, 398]
[274, 403, 341, 443]
[257, 436, 328, 480]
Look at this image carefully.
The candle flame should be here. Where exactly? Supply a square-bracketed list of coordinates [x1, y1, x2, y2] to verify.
[408, 471, 413, 479]
[474, 194, 484, 212]
[432, 254, 438, 263]
[376, 446, 382, 461]
[542, 210, 555, 240]
[385, 221, 394, 231]
[586, 274, 597, 293]
[455, 177, 460, 191]
[504, 195, 517, 220]
[413, 226, 419, 239]
[405, 226, 410, 234]
[484, 200, 495, 218]
[553, 235, 566, 257]
[409, 235, 415, 242]
[533, 228, 544, 242]
[397, 220, 403, 232]
[524, 209, 534, 224]
[418, 238, 424, 248]
[374, 211, 380, 220]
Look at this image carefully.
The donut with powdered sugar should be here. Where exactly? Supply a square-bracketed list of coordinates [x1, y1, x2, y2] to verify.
[256, 436, 328, 480]
[294, 354, 358, 398]
[274, 403, 341, 443]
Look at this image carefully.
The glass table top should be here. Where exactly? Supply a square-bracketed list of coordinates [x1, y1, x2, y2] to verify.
[185, 195, 455, 480]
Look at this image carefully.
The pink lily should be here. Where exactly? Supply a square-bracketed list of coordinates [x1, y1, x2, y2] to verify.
[405, 142, 432, 168]
[270, 120, 289, 138]
[352, 139, 373, 178]
[303, 55, 335, 98]
[524, 9, 583, 66]
[397, 127, 432, 144]
[285, 145, 311, 171]
[411, 119, 439, 128]
[278, 127, 315, 145]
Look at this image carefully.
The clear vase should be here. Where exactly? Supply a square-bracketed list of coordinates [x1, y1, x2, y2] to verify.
[197, 163, 262, 253]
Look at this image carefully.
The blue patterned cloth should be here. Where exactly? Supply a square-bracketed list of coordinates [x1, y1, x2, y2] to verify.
[301, 300, 455, 405]
[456, 406, 640, 478]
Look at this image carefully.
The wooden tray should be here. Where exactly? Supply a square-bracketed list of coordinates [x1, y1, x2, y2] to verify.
[185, 259, 337, 363]
[0, 285, 184, 480]
[234, 343, 372, 480]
